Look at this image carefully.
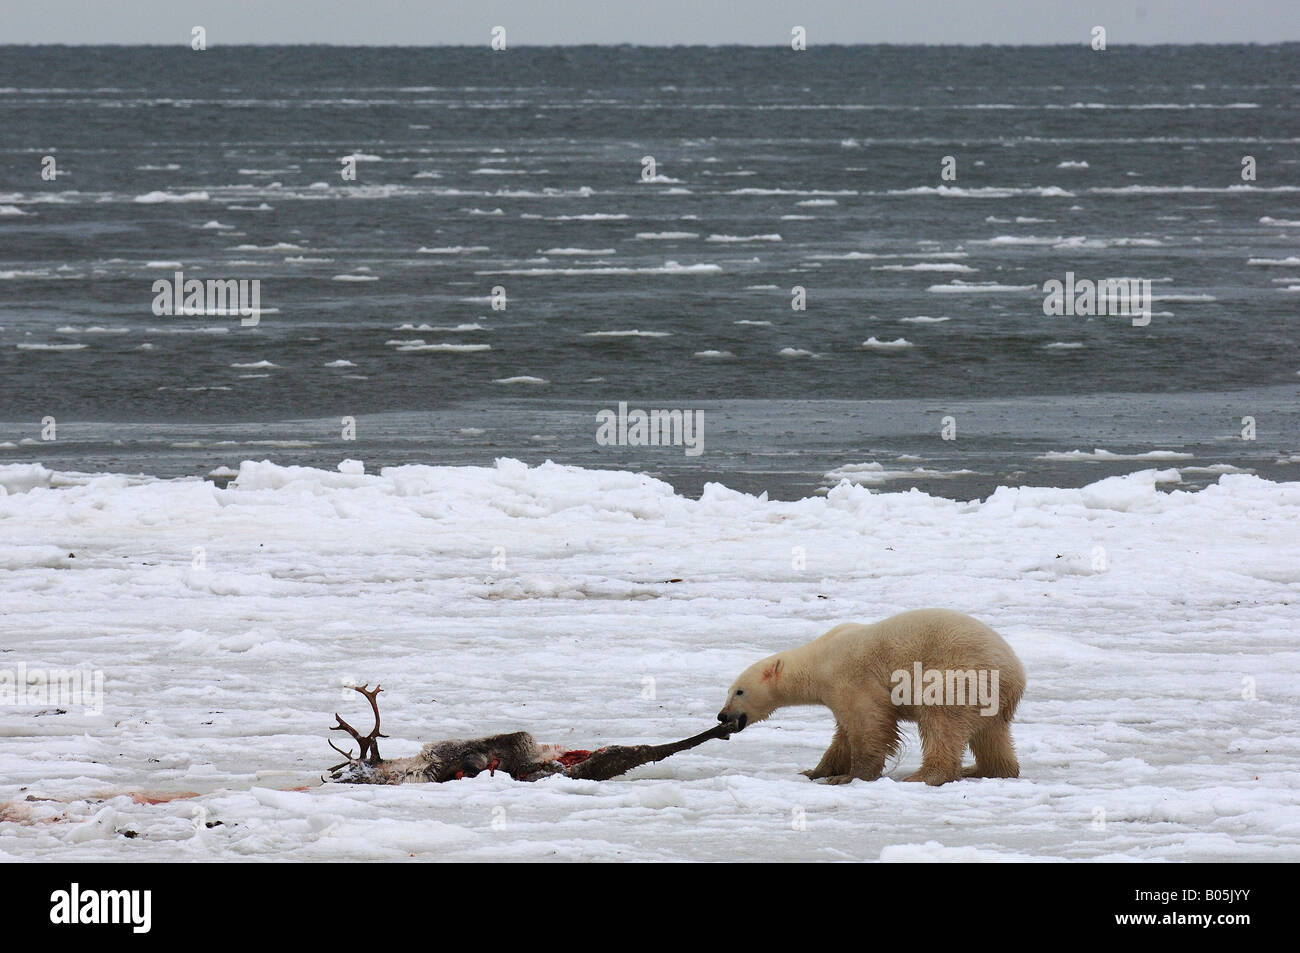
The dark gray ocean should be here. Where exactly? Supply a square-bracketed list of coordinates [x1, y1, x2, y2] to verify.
[1, 45, 1297, 498]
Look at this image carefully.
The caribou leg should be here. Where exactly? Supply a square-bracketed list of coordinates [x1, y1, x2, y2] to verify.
[561, 722, 732, 781]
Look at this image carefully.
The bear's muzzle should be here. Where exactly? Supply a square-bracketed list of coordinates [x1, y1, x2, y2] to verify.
[717, 710, 748, 731]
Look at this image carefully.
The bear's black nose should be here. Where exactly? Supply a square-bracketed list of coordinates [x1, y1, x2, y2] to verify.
[717, 711, 728, 723]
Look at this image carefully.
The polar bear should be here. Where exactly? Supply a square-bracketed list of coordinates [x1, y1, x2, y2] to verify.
[717, 608, 1025, 785]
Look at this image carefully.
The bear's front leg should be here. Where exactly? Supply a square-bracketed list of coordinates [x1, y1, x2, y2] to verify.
[813, 709, 895, 784]
[814, 752, 883, 785]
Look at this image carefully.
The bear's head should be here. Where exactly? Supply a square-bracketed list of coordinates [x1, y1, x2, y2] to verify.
[717, 656, 785, 732]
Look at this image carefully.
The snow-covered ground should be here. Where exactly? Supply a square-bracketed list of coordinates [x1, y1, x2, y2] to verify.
[1, 458, 1297, 861]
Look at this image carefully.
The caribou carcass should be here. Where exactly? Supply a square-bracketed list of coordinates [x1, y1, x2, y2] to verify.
[326, 685, 731, 784]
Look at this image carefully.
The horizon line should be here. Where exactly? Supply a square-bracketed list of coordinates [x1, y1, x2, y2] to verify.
[3, 40, 1299, 48]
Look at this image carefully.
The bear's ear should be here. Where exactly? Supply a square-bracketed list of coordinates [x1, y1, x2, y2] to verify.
[761, 659, 783, 682]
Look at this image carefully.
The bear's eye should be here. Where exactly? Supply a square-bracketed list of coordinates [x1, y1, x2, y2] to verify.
[735, 690, 744, 697]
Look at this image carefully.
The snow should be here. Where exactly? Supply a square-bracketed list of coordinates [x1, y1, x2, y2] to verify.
[1, 458, 1297, 861]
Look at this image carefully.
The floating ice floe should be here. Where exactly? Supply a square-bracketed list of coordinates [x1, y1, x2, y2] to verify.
[860, 337, 914, 350]
[928, 280, 1037, 293]
[873, 263, 976, 273]
[583, 330, 671, 338]
[134, 190, 209, 203]
[1035, 449, 1194, 462]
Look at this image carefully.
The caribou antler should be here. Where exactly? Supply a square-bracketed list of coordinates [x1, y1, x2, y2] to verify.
[328, 684, 388, 769]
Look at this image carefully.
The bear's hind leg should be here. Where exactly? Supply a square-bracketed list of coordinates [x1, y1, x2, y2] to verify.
[905, 709, 968, 786]
[801, 723, 849, 780]
[963, 716, 1019, 779]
